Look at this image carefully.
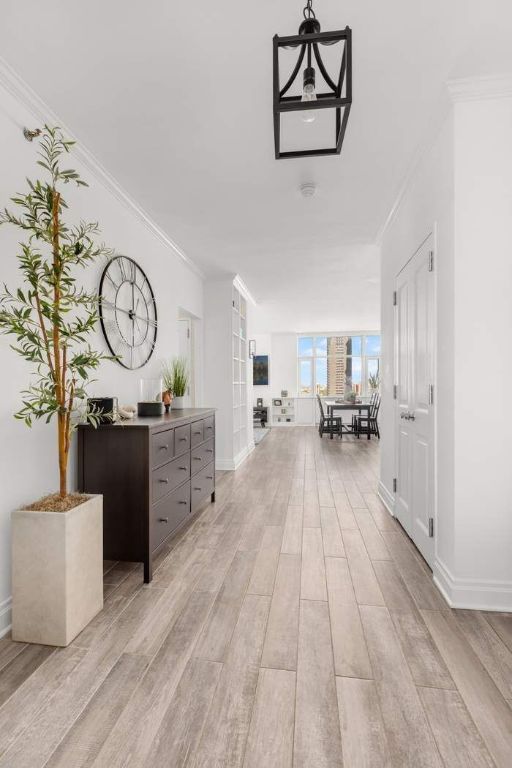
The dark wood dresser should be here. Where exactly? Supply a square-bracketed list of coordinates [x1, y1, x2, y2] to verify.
[78, 408, 215, 582]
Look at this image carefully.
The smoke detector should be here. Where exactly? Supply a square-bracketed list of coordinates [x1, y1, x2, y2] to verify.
[300, 182, 317, 198]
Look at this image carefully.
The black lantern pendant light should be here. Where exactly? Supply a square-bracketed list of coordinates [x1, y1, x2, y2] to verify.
[273, 0, 352, 159]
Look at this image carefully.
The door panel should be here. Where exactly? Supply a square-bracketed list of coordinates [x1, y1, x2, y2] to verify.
[395, 235, 435, 566]
[394, 271, 412, 534]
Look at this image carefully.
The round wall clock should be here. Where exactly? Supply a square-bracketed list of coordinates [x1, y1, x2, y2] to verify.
[99, 255, 158, 370]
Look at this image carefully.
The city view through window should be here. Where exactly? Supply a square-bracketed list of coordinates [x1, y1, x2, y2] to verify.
[298, 335, 381, 397]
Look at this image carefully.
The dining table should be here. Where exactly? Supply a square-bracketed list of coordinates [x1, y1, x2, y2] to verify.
[324, 399, 372, 438]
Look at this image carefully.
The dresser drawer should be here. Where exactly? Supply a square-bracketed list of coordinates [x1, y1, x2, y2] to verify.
[190, 420, 204, 448]
[174, 423, 190, 456]
[151, 428, 174, 468]
[191, 462, 215, 512]
[152, 453, 191, 502]
[151, 481, 190, 551]
[203, 415, 215, 439]
[191, 437, 215, 476]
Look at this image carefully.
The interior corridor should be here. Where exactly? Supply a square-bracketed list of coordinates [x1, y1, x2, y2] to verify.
[0, 428, 511, 767]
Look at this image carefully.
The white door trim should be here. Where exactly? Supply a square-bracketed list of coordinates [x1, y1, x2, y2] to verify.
[394, 227, 438, 567]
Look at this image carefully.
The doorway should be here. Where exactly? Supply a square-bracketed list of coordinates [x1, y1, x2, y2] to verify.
[178, 316, 194, 407]
[394, 234, 436, 566]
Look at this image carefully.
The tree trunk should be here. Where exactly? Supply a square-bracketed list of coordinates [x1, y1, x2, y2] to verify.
[52, 189, 67, 498]
[58, 413, 67, 497]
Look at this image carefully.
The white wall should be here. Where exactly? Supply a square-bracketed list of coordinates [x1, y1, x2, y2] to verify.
[380, 82, 512, 609]
[0, 81, 204, 634]
[452, 94, 512, 592]
[380, 111, 455, 572]
[251, 332, 298, 405]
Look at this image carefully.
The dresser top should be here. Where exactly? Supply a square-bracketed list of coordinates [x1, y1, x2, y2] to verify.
[78, 407, 215, 431]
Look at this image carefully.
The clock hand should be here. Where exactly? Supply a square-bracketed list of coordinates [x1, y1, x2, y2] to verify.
[101, 301, 157, 327]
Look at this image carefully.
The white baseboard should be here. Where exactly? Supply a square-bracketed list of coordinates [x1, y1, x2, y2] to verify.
[216, 442, 254, 472]
[0, 597, 12, 638]
[377, 481, 395, 515]
[434, 558, 512, 612]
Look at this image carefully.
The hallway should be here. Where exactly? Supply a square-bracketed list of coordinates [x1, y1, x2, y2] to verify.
[0, 428, 511, 767]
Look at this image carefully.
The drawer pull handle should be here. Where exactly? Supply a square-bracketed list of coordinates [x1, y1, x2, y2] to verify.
[179, 466, 187, 471]
[206, 449, 213, 453]
[194, 431, 202, 435]
[178, 500, 188, 505]
[194, 486, 202, 491]
[179, 437, 187, 442]
[193, 457, 202, 461]
[158, 478, 169, 484]
[206, 475, 213, 480]
[159, 445, 168, 450]
[158, 517, 168, 523]
[206, 425, 213, 429]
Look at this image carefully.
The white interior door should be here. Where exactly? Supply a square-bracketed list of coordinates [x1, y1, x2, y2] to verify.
[395, 236, 435, 567]
[178, 318, 194, 407]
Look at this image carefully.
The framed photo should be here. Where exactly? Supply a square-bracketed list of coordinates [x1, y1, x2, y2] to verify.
[253, 355, 269, 386]
[273, 398, 282, 406]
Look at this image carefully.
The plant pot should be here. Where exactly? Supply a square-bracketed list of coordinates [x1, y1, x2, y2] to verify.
[172, 396, 185, 409]
[11, 494, 103, 647]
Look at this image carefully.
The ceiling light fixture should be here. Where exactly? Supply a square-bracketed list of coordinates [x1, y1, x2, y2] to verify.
[273, 0, 352, 159]
[300, 182, 317, 197]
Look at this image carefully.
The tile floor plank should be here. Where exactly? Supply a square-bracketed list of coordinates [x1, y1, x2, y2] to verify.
[143, 658, 222, 768]
[243, 668, 295, 768]
[294, 600, 343, 768]
[422, 608, 512, 768]
[189, 594, 271, 768]
[342, 529, 385, 607]
[320, 508, 345, 558]
[418, 686, 495, 768]
[281, 506, 303, 555]
[301, 527, 327, 601]
[336, 676, 391, 767]
[360, 605, 443, 768]
[261, 554, 301, 671]
[247, 526, 284, 596]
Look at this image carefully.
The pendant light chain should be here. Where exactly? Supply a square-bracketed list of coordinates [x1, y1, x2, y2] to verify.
[303, 0, 316, 20]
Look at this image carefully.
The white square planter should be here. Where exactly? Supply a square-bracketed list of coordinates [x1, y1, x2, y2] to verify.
[12, 494, 103, 647]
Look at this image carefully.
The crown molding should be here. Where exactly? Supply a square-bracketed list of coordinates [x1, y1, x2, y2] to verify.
[375, 72, 512, 246]
[375, 95, 451, 246]
[447, 73, 512, 102]
[233, 274, 257, 306]
[0, 55, 204, 279]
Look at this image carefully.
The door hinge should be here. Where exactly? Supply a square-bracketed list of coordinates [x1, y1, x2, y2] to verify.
[428, 251, 434, 272]
[428, 384, 434, 405]
[428, 517, 434, 537]
[393, 384, 398, 400]
[393, 290, 397, 306]
[393, 478, 397, 493]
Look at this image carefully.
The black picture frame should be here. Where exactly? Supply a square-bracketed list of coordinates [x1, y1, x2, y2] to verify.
[253, 355, 269, 386]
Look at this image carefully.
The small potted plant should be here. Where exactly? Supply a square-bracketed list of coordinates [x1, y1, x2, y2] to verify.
[368, 373, 380, 393]
[0, 126, 113, 646]
[163, 356, 189, 409]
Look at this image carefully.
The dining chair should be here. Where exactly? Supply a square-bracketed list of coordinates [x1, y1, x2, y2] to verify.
[351, 391, 377, 433]
[355, 393, 381, 439]
[317, 395, 343, 439]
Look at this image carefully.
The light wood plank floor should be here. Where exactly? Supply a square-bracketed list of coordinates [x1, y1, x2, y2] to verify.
[1, 427, 512, 767]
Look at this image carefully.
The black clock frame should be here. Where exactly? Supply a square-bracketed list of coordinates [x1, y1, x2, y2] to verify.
[98, 255, 158, 370]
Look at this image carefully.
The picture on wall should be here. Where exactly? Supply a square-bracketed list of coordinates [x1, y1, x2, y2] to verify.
[253, 355, 269, 386]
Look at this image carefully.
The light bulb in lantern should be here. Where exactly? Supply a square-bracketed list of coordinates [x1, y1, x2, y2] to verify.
[301, 65, 316, 123]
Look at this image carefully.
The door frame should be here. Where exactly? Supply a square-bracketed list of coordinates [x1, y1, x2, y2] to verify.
[393, 226, 438, 567]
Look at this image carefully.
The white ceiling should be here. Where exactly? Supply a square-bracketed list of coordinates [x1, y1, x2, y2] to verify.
[1, 0, 511, 331]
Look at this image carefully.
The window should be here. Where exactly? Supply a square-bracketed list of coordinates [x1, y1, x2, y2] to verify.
[297, 334, 381, 397]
